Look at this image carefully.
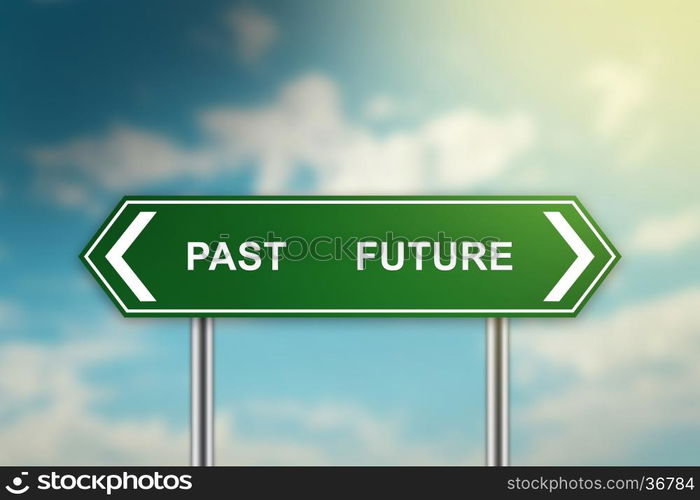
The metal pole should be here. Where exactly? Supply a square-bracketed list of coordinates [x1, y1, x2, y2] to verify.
[191, 318, 214, 466]
[486, 317, 509, 466]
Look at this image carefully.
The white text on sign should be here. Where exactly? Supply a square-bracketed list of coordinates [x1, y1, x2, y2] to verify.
[185, 240, 513, 272]
[357, 241, 513, 271]
[187, 241, 287, 271]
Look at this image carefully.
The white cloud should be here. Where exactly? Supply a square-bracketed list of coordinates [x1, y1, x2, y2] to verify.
[364, 95, 397, 121]
[584, 60, 652, 138]
[0, 332, 136, 412]
[31, 125, 210, 191]
[514, 287, 700, 464]
[227, 6, 278, 63]
[0, 331, 473, 465]
[200, 74, 534, 194]
[629, 205, 700, 254]
[245, 401, 460, 465]
[31, 73, 536, 205]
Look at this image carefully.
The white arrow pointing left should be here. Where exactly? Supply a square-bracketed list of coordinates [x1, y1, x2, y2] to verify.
[106, 211, 157, 302]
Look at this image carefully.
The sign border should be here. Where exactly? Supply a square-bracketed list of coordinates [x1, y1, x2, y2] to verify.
[80, 196, 620, 317]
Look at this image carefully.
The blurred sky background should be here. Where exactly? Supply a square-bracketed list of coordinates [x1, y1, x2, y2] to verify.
[1, 0, 699, 465]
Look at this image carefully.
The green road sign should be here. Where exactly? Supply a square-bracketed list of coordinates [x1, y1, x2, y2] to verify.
[80, 196, 619, 317]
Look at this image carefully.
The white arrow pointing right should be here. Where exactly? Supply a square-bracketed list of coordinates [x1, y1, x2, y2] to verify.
[543, 211, 594, 302]
[106, 211, 157, 302]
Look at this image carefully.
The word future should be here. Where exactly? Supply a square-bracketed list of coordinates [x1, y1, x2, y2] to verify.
[357, 241, 513, 271]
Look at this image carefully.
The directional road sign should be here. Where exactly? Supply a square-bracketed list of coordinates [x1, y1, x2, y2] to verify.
[81, 196, 619, 317]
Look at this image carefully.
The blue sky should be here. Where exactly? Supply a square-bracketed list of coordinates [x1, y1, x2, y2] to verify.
[1, 0, 699, 465]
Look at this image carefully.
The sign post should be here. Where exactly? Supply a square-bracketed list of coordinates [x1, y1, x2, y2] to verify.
[81, 196, 619, 465]
[486, 317, 509, 466]
[191, 318, 214, 466]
